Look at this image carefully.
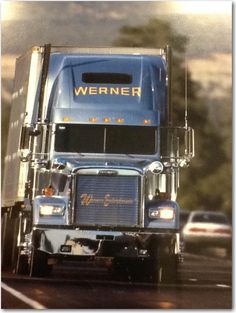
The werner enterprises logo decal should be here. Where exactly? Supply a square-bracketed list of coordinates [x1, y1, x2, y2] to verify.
[80, 193, 134, 207]
[74, 86, 141, 97]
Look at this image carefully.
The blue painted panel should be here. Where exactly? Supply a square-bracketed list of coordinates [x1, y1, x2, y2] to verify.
[46, 53, 167, 126]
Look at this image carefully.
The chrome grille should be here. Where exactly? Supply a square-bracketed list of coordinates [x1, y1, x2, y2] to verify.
[75, 174, 140, 226]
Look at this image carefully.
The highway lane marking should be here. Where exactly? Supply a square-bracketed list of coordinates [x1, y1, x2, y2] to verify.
[1, 282, 47, 309]
[216, 284, 231, 288]
[188, 278, 198, 282]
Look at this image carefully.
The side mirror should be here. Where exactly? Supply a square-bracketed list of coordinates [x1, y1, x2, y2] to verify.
[20, 126, 41, 150]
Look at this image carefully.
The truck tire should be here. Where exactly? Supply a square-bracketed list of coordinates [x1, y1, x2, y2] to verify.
[1, 211, 19, 271]
[149, 239, 179, 284]
[29, 248, 52, 277]
[149, 259, 160, 283]
[15, 250, 29, 275]
[1, 211, 12, 270]
[2, 210, 31, 275]
[152, 257, 178, 284]
[159, 255, 178, 283]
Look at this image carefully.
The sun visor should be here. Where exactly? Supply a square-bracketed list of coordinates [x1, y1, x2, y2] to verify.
[46, 54, 167, 124]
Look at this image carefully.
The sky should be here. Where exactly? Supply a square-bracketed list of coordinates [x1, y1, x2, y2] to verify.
[1, 1, 232, 55]
[1, 1, 232, 103]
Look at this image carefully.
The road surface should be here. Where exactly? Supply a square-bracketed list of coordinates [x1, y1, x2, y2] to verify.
[1, 252, 232, 309]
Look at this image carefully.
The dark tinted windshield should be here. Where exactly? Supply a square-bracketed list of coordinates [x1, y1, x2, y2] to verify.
[55, 124, 157, 155]
[191, 213, 229, 224]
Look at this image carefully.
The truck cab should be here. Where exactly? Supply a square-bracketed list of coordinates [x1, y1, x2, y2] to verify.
[2, 45, 194, 282]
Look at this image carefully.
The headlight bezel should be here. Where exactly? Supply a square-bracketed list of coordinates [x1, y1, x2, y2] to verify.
[39, 203, 65, 217]
[34, 195, 68, 225]
[149, 206, 175, 220]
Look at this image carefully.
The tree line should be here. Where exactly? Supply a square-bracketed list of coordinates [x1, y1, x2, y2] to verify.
[113, 18, 232, 218]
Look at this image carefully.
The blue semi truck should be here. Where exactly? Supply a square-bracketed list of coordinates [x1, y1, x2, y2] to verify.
[2, 45, 194, 282]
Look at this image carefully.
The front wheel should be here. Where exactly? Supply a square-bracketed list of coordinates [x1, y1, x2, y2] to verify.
[162, 255, 178, 283]
[29, 249, 52, 277]
[14, 247, 29, 275]
[1, 211, 18, 271]
[152, 255, 178, 284]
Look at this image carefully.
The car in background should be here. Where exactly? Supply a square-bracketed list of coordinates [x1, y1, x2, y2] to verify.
[182, 210, 232, 255]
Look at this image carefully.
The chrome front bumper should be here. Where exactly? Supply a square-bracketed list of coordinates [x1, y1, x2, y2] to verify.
[31, 227, 179, 259]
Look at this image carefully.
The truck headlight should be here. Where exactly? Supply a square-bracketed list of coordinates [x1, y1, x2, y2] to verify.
[149, 207, 175, 220]
[39, 204, 65, 216]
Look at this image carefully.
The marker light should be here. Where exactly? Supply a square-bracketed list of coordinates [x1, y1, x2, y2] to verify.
[144, 119, 151, 125]
[63, 116, 71, 122]
[116, 118, 124, 123]
[89, 117, 97, 122]
[43, 186, 55, 197]
[103, 117, 111, 123]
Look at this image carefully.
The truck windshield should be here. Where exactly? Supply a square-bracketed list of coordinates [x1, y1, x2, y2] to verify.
[55, 124, 157, 155]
